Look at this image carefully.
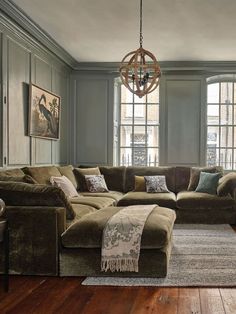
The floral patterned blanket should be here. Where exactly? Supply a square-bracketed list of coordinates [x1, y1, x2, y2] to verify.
[101, 204, 156, 272]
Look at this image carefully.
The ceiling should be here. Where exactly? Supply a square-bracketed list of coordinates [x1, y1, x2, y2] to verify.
[12, 0, 236, 62]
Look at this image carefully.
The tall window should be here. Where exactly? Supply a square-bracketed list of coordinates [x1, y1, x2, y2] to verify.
[119, 84, 159, 166]
[207, 77, 236, 170]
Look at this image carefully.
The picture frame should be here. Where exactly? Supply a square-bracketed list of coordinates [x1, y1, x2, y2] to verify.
[29, 84, 61, 140]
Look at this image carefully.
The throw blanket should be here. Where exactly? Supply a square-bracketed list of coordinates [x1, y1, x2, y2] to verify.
[101, 204, 156, 272]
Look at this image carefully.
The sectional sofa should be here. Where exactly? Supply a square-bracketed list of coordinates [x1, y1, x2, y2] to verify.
[0, 164, 235, 276]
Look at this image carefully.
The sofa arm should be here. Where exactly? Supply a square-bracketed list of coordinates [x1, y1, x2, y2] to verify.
[217, 172, 236, 197]
[2, 205, 66, 276]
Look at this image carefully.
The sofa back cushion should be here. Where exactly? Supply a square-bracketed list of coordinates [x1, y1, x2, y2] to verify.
[99, 166, 126, 192]
[124, 166, 176, 193]
[175, 167, 191, 193]
[22, 166, 62, 185]
[0, 168, 25, 177]
[187, 166, 223, 191]
[57, 165, 77, 189]
[0, 181, 75, 220]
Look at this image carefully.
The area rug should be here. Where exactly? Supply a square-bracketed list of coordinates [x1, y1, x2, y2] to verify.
[82, 224, 236, 287]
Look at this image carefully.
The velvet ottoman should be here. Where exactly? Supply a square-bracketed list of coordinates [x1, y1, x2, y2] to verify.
[60, 205, 176, 277]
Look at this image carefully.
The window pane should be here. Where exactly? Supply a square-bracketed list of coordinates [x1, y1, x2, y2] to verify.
[133, 147, 147, 166]
[220, 148, 233, 170]
[220, 105, 232, 125]
[147, 87, 159, 103]
[147, 148, 159, 166]
[120, 148, 132, 166]
[221, 82, 233, 104]
[220, 126, 233, 147]
[120, 125, 132, 147]
[121, 104, 133, 124]
[207, 83, 219, 103]
[207, 105, 219, 125]
[147, 126, 159, 147]
[207, 146, 219, 166]
[121, 85, 133, 103]
[207, 126, 219, 147]
[134, 93, 146, 104]
[147, 105, 159, 124]
[133, 126, 146, 146]
[134, 104, 146, 124]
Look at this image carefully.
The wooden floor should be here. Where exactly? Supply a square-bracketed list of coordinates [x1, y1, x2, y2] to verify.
[0, 275, 235, 313]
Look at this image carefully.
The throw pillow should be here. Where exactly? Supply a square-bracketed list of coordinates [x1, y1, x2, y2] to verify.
[187, 166, 223, 191]
[73, 167, 101, 191]
[195, 172, 221, 195]
[217, 172, 236, 197]
[84, 175, 109, 193]
[144, 176, 169, 193]
[22, 166, 62, 185]
[50, 175, 79, 198]
[134, 176, 146, 191]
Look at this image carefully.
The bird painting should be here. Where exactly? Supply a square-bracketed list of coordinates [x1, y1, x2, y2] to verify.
[29, 84, 60, 140]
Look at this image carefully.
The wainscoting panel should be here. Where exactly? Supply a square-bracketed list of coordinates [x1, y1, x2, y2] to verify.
[34, 55, 53, 165]
[52, 68, 69, 164]
[165, 77, 202, 166]
[7, 37, 31, 166]
[75, 77, 109, 165]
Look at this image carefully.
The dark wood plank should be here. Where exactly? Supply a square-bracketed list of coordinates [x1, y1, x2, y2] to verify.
[154, 288, 178, 314]
[0, 276, 45, 313]
[81, 286, 139, 314]
[130, 287, 163, 314]
[6, 277, 81, 314]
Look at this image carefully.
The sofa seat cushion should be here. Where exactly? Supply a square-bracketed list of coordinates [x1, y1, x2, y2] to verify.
[117, 191, 176, 208]
[80, 191, 124, 204]
[70, 196, 115, 209]
[177, 191, 234, 210]
[67, 204, 97, 228]
[61, 206, 176, 249]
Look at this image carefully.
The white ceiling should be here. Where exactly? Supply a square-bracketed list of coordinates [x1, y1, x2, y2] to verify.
[12, 0, 236, 62]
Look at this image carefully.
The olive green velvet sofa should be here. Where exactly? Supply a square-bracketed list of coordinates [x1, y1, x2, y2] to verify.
[0, 164, 236, 276]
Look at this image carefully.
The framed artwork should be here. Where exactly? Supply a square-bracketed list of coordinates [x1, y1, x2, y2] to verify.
[29, 84, 61, 140]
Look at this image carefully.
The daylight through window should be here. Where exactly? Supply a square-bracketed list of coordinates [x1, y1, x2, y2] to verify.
[119, 85, 159, 166]
[207, 80, 236, 170]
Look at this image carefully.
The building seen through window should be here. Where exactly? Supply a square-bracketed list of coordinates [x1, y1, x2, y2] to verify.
[119, 84, 159, 166]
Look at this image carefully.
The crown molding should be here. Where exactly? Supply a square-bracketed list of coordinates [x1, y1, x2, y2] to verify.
[0, 0, 77, 68]
[74, 61, 236, 74]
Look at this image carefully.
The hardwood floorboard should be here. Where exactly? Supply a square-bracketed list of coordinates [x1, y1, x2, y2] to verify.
[220, 289, 236, 314]
[178, 288, 201, 314]
[0, 277, 236, 314]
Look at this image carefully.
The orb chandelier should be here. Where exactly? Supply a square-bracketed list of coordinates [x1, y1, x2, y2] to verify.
[119, 0, 161, 98]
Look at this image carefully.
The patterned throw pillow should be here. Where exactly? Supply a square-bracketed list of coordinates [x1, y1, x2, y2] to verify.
[50, 175, 79, 198]
[144, 176, 169, 193]
[85, 175, 109, 193]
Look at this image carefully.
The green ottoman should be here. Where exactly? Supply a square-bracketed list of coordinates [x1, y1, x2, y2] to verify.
[60, 206, 176, 277]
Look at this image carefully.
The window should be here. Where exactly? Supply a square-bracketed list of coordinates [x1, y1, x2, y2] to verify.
[207, 77, 236, 170]
[119, 84, 159, 166]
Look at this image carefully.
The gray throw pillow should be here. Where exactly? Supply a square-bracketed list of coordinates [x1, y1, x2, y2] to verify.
[144, 176, 169, 193]
[195, 172, 221, 195]
[85, 175, 109, 193]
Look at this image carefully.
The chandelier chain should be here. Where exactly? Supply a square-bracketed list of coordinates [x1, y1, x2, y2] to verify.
[139, 0, 143, 47]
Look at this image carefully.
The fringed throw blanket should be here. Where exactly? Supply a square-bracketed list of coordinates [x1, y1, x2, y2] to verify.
[101, 204, 156, 272]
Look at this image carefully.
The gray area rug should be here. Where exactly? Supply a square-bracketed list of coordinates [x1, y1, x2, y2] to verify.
[82, 224, 236, 287]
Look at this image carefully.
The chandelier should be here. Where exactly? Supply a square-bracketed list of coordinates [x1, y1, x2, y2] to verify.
[119, 0, 161, 98]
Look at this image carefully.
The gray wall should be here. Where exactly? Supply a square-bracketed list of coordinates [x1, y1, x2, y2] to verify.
[0, 16, 72, 169]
